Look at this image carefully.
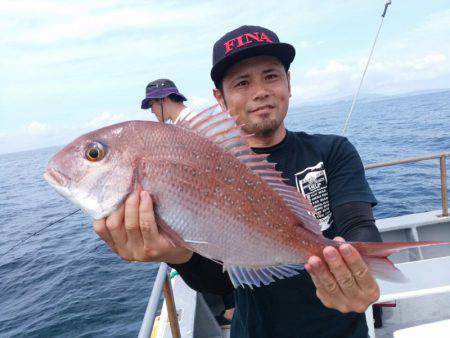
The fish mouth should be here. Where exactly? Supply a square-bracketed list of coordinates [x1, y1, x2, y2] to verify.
[44, 167, 68, 187]
[44, 168, 113, 220]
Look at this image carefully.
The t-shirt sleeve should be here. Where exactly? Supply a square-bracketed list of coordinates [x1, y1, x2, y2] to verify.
[326, 137, 377, 209]
[330, 201, 382, 243]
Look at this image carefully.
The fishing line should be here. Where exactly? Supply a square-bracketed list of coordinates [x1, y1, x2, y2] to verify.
[342, 0, 392, 135]
[2, 209, 81, 256]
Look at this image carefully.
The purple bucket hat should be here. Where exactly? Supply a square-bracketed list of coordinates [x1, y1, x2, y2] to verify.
[141, 78, 187, 109]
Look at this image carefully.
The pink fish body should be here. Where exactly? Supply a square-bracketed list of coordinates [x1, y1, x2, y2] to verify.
[45, 107, 450, 288]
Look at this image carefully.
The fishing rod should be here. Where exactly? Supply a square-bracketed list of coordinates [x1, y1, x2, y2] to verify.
[342, 0, 392, 135]
[2, 209, 81, 256]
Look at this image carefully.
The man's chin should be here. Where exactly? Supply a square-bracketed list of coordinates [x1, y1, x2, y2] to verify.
[244, 120, 279, 137]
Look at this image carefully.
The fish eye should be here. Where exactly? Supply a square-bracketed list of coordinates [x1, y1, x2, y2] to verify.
[85, 142, 105, 162]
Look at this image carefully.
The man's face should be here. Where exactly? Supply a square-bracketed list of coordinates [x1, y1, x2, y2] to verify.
[149, 99, 164, 122]
[214, 55, 291, 137]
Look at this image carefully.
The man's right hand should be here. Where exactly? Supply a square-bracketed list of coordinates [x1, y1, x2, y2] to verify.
[93, 190, 193, 264]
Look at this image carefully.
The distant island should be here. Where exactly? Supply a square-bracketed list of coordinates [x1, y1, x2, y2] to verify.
[294, 88, 450, 109]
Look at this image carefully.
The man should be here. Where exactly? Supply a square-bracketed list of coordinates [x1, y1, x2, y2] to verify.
[141, 78, 195, 123]
[94, 25, 382, 337]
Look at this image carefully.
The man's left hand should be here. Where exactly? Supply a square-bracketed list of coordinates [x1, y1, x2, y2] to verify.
[305, 237, 380, 313]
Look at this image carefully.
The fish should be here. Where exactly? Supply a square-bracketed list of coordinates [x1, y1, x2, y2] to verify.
[44, 106, 450, 288]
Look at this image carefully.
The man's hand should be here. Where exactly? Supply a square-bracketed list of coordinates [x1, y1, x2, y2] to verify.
[305, 237, 380, 313]
[93, 190, 193, 264]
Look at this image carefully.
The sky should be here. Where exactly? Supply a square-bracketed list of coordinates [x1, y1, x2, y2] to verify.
[1, 0, 449, 154]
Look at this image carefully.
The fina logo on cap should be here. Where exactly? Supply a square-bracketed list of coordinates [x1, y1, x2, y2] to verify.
[223, 32, 273, 55]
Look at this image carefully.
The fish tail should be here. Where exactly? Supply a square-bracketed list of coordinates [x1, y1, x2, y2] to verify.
[350, 241, 450, 282]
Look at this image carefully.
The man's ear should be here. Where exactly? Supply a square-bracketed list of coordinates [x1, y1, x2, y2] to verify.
[287, 71, 292, 98]
[213, 88, 227, 111]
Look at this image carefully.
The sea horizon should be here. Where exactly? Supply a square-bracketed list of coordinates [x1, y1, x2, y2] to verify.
[1, 88, 449, 157]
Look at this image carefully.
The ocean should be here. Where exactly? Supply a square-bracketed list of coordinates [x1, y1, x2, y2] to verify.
[1, 90, 449, 337]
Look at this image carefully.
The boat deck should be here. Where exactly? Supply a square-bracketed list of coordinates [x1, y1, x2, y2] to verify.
[376, 294, 450, 337]
[368, 256, 450, 337]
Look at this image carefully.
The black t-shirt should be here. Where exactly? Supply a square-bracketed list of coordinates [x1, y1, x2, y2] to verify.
[231, 130, 377, 338]
[254, 130, 377, 236]
[171, 130, 379, 338]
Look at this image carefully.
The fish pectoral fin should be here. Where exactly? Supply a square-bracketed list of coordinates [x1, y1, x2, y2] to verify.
[224, 264, 304, 289]
[184, 239, 209, 245]
[154, 218, 224, 266]
[154, 215, 194, 251]
[183, 240, 225, 265]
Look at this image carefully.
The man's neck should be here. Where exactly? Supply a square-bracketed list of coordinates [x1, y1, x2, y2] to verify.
[247, 125, 287, 148]
[167, 103, 187, 122]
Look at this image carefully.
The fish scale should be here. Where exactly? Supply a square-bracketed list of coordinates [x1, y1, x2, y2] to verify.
[146, 158, 297, 266]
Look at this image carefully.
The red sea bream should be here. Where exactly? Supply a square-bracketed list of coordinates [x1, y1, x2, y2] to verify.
[44, 106, 450, 288]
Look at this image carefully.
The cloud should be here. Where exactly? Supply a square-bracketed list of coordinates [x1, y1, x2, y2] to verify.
[83, 111, 156, 130]
[407, 53, 446, 70]
[22, 121, 52, 135]
[305, 60, 350, 78]
[291, 49, 450, 104]
[1, 1, 106, 16]
[1, 1, 218, 45]
[400, 8, 450, 47]
[133, 111, 155, 122]
[0, 110, 157, 154]
[190, 96, 216, 111]
[83, 112, 126, 129]
[1, 1, 450, 155]
[288, 5, 450, 104]
[296, 40, 325, 49]
[1, 120, 69, 154]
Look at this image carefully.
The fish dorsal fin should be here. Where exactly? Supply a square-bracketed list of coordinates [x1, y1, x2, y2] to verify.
[267, 182, 320, 234]
[176, 105, 321, 234]
[176, 104, 242, 142]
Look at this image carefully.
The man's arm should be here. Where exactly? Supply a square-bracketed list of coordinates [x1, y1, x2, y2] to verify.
[169, 253, 234, 295]
[330, 201, 382, 243]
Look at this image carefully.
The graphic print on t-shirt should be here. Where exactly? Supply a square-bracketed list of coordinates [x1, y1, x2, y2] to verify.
[294, 162, 331, 231]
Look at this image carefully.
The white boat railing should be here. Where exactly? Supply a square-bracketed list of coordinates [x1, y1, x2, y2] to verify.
[365, 152, 449, 217]
[139, 263, 169, 338]
[139, 263, 181, 338]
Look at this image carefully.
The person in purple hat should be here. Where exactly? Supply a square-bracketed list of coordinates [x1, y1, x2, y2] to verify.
[141, 78, 195, 123]
[94, 25, 382, 338]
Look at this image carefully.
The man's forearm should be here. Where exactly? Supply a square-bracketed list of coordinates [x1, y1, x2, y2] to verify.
[169, 253, 234, 295]
[331, 201, 382, 243]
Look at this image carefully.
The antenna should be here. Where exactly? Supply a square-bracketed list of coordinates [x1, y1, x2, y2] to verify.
[342, 0, 392, 135]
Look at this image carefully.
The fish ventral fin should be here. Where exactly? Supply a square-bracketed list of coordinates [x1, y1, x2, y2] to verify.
[224, 264, 304, 289]
[176, 105, 321, 235]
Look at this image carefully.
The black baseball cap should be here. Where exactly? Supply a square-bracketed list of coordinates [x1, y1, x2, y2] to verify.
[210, 25, 296, 85]
[141, 79, 187, 109]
